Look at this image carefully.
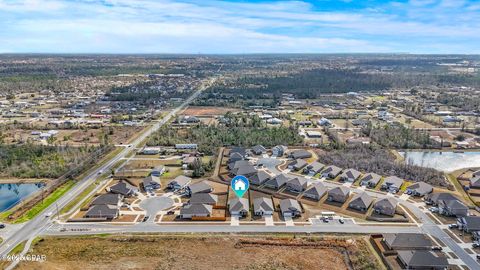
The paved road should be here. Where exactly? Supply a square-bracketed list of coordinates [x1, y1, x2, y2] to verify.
[0, 78, 214, 259]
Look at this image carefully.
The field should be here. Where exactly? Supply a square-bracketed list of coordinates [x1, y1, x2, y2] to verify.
[17, 234, 381, 270]
[181, 106, 240, 116]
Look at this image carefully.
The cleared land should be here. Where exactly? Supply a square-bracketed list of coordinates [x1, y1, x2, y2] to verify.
[17, 235, 381, 270]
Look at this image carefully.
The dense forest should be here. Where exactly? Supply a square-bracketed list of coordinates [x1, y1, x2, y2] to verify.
[209, 67, 480, 99]
[361, 123, 438, 149]
[147, 113, 303, 154]
[318, 145, 447, 187]
[0, 144, 99, 178]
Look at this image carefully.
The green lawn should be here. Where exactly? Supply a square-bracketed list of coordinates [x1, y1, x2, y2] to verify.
[13, 180, 76, 224]
[60, 180, 99, 215]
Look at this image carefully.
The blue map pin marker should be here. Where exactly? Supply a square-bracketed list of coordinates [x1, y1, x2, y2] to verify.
[231, 175, 249, 198]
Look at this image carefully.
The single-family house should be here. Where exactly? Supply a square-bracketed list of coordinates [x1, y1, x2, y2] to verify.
[84, 204, 119, 219]
[167, 175, 192, 191]
[288, 159, 308, 171]
[186, 181, 213, 196]
[106, 181, 137, 197]
[189, 193, 218, 205]
[438, 199, 468, 217]
[229, 197, 249, 216]
[289, 149, 312, 160]
[303, 183, 328, 201]
[469, 176, 480, 189]
[180, 204, 213, 219]
[406, 182, 433, 197]
[339, 169, 361, 182]
[303, 162, 325, 176]
[279, 199, 302, 217]
[285, 177, 308, 193]
[397, 250, 448, 270]
[321, 165, 342, 179]
[230, 163, 257, 177]
[150, 166, 165, 177]
[383, 233, 433, 250]
[458, 216, 480, 233]
[264, 174, 290, 190]
[249, 171, 271, 186]
[253, 197, 274, 216]
[250, 145, 267, 155]
[348, 192, 374, 212]
[360, 173, 382, 188]
[373, 197, 398, 216]
[382, 176, 404, 193]
[272, 145, 288, 157]
[327, 186, 350, 203]
[142, 175, 161, 192]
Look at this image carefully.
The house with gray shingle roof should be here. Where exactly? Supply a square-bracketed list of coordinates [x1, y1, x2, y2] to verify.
[382, 176, 404, 193]
[373, 197, 398, 216]
[470, 176, 480, 189]
[327, 186, 350, 203]
[142, 175, 161, 192]
[189, 193, 218, 205]
[84, 204, 119, 219]
[253, 197, 274, 216]
[180, 204, 213, 219]
[288, 159, 308, 171]
[288, 149, 312, 160]
[339, 169, 361, 182]
[250, 145, 267, 155]
[383, 233, 433, 250]
[167, 175, 192, 191]
[264, 174, 289, 190]
[348, 192, 374, 212]
[406, 181, 433, 197]
[107, 181, 137, 197]
[229, 197, 249, 216]
[90, 193, 123, 206]
[303, 162, 325, 176]
[321, 165, 342, 179]
[279, 199, 301, 217]
[303, 183, 328, 201]
[272, 145, 288, 157]
[186, 181, 213, 196]
[360, 173, 382, 188]
[397, 250, 448, 270]
[249, 170, 271, 185]
[285, 177, 308, 193]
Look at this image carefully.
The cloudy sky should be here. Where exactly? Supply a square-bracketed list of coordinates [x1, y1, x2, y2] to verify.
[1, 0, 479, 54]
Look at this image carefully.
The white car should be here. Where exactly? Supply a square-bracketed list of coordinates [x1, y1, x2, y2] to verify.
[45, 212, 53, 217]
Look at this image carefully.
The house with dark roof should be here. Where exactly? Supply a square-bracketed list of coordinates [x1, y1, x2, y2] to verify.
[228, 152, 244, 164]
[279, 199, 302, 217]
[189, 193, 218, 205]
[84, 204, 119, 219]
[288, 149, 312, 160]
[228, 160, 250, 171]
[253, 197, 274, 216]
[285, 177, 308, 193]
[264, 174, 289, 190]
[151, 166, 166, 177]
[360, 173, 382, 188]
[348, 192, 374, 212]
[373, 197, 398, 216]
[186, 181, 213, 196]
[339, 169, 361, 182]
[107, 181, 137, 197]
[383, 233, 433, 250]
[142, 175, 161, 192]
[303, 162, 325, 176]
[230, 163, 257, 177]
[397, 250, 448, 270]
[303, 183, 328, 201]
[438, 199, 468, 217]
[90, 193, 123, 206]
[167, 175, 192, 191]
[287, 159, 308, 171]
[473, 170, 480, 177]
[249, 171, 271, 185]
[327, 186, 350, 203]
[406, 182, 433, 197]
[425, 192, 459, 205]
[381, 176, 404, 193]
[229, 197, 249, 216]
[458, 216, 480, 233]
[321, 165, 342, 179]
[180, 204, 213, 219]
[250, 145, 267, 155]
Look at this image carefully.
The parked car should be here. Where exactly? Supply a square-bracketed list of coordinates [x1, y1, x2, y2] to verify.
[45, 212, 53, 217]
[448, 224, 459, 229]
[429, 207, 439, 213]
[473, 243, 480, 248]
[477, 254, 480, 260]
[431, 246, 443, 251]
[0, 224, 5, 229]
[142, 216, 149, 222]
[339, 218, 345, 224]
[166, 210, 175, 215]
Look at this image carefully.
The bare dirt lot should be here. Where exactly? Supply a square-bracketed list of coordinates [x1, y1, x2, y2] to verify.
[17, 234, 381, 270]
[182, 106, 240, 116]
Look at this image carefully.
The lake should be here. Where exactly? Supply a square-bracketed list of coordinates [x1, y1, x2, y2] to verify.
[0, 182, 45, 212]
[400, 151, 480, 172]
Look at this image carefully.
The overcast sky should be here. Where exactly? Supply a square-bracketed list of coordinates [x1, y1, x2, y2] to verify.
[1, 0, 479, 54]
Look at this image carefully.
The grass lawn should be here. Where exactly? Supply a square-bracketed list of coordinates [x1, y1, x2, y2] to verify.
[60, 179, 101, 215]
[13, 180, 76, 224]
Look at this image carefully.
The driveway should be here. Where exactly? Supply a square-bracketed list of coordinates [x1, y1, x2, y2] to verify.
[139, 196, 174, 222]
[258, 157, 283, 175]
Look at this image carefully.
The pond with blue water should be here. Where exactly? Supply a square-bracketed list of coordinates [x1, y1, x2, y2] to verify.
[0, 182, 45, 212]
[400, 151, 480, 172]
